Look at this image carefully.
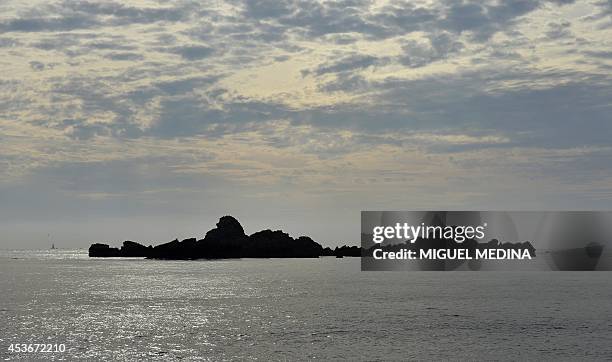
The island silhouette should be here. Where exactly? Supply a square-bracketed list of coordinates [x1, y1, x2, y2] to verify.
[89, 215, 361, 259]
[89, 213, 537, 265]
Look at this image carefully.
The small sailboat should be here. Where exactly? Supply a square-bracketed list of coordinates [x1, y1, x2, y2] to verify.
[49, 233, 56, 250]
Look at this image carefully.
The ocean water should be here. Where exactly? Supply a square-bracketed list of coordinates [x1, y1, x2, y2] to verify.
[1, 250, 612, 361]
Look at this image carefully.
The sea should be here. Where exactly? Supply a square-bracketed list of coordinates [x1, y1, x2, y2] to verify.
[1, 249, 612, 361]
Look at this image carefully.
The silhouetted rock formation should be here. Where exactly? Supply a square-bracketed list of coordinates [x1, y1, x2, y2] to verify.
[550, 242, 603, 271]
[322, 247, 334, 256]
[150, 238, 197, 259]
[541, 212, 608, 271]
[121, 240, 152, 257]
[89, 241, 152, 257]
[319, 245, 362, 257]
[245, 231, 321, 257]
[334, 245, 362, 257]
[198, 216, 249, 258]
[89, 243, 120, 257]
[89, 215, 349, 259]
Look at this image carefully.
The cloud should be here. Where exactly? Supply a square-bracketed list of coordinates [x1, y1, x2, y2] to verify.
[238, 0, 576, 44]
[2, 0, 612, 247]
[399, 32, 463, 68]
[590, 0, 612, 19]
[167, 45, 215, 60]
[243, 0, 389, 38]
[103, 52, 144, 61]
[0, 1, 192, 33]
[303, 53, 385, 76]
[29, 61, 46, 71]
[583, 50, 612, 59]
[243, 0, 294, 19]
[439, 0, 575, 41]
[63, 120, 111, 140]
[0, 16, 99, 33]
[318, 73, 369, 93]
[154, 76, 222, 94]
[545, 20, 573, 40]
[30, 33, 86, 51]
[0, 37, 20, 47]
[60, 1, 189, 25]
[149, 96, 291, 139]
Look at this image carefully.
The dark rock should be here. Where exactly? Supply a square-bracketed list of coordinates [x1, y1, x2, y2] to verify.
[88, 215, 359, 260]
[120, 241, 151, 257]
[213, 216, 245, 237]
[321, 247, 334, 256]
[333, 245, 361, 257]
[89, 243, 120, 257]
[197, 216, 248, 258]
[246, 231, 322, 258]
[151, 238, 198, 260]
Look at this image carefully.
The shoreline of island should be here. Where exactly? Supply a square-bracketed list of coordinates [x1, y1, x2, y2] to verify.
[88, 215, 537, 264]
[89, 215, 361, 259]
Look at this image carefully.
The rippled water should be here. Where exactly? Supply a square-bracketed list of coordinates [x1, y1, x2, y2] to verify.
[2, 250, 612, 360]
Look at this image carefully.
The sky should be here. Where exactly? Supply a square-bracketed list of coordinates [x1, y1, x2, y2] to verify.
[1, 0, 611, 249]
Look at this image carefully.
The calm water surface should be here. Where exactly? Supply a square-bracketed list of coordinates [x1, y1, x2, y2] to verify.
[1, 250, 612, 360]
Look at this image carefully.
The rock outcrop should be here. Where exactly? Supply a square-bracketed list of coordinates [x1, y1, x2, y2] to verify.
[89, 243, 121, 257]
[89, 215, 353, 259]
[321, 245, 362, 257]
[121, 240, 152, 257]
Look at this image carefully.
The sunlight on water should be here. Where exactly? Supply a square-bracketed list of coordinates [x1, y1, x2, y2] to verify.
[1, 251, 612, 360]
[1, 249, 90, 260]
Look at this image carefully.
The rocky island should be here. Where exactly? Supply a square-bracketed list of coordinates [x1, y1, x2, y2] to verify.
[89, 215, 361, 259]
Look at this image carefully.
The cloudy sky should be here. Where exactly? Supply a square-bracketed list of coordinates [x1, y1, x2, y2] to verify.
[1, 0, 611, 248]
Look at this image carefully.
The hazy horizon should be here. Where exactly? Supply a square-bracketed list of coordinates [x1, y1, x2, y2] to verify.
[2, 0, 612, 249]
